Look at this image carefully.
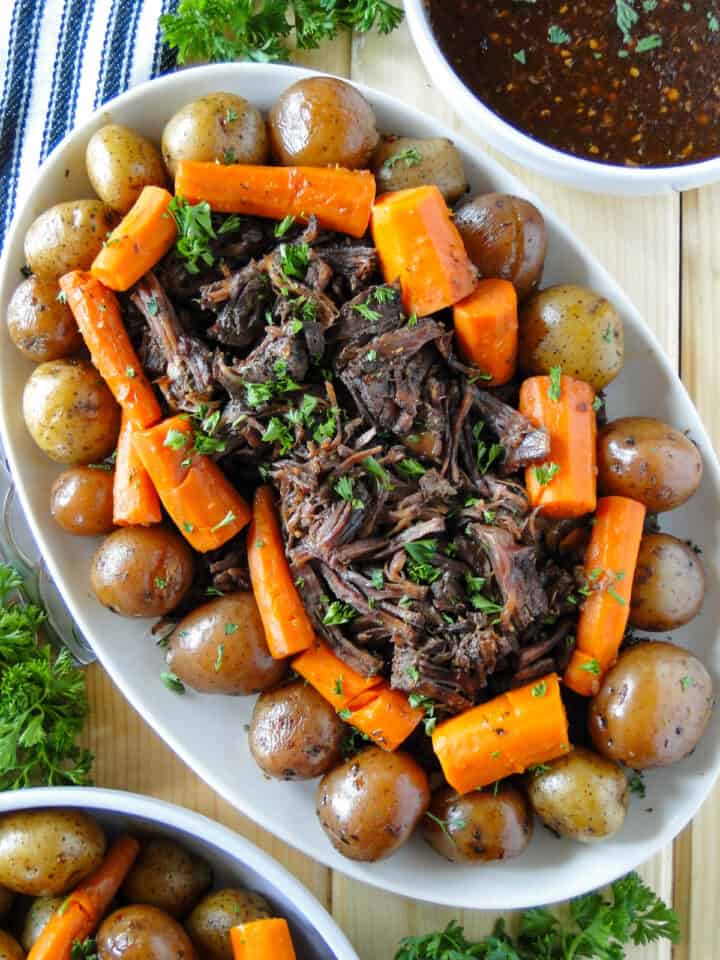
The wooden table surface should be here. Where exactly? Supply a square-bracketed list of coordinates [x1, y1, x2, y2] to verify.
[81, 18, 719, 960]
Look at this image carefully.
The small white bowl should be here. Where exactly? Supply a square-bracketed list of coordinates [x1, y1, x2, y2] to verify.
[0, 787, 358, 960]
[404, 0, 720, 195]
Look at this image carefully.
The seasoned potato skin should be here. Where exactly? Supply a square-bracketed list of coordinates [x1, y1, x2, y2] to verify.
[24, 199, 117, 280]
[7, 276, 82, 363]
[589, 641, 714, 769]
[598, 417, 703, 512]
[97, 904, 196, 960]
[0, 930, 23, 960]
[373, 136, 467, 202]
[631, 533, 705, 631]
[162, 93, 268, 178]
[20, 895, 64, 950]
[455, 193, 547, 302]
[316, 747, 430, 862]
[23, 359, 120, 464]
[249, 681, 344, 780]
[0, 809, 105, 896]
[91, 527, 194, 618]
[526, 747, 628, 843]
[186, 889, 271, 960]
[121, 838, 211, 919]
[51, 465, 115, 536]
[86, 124, 166, 213]
[269, 77, 378, 168]
[423, 785, 532, 863]
[165, 594, 285, 694]
[519, 284, 623, 388]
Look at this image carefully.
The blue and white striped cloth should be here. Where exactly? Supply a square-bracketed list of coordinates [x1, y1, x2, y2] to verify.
[0, 0, 180, 252]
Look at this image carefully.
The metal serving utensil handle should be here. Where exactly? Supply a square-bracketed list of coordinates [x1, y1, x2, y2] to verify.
[0, 441, 96, 665]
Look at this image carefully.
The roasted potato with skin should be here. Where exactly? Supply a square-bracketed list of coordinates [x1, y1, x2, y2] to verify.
[51, 465, 115, 536]
[162, 93, 268, 178]
[186, 889, 271, 960]
[97, 905, 197, 960]
[316, 747, 430, 862]
[0, 931, 23, 960]
[91, 526, 194, 618]
[24, 199, 117, 280]
[269, 77, 378, 169]
[526, 747, 628, 843]
[455, 193, 547, 302]
[86, 124, 166, 213]
[249, 681, 344, 780]
[373, 136, 467, 202]
[121, 838, 211, 919]
[519, 284, 623, 388]
[0, 809, 105, 896]
[23, 359, 120, 464]
[20, 896, 64, 951]
[589, 641, 714, 769]
[165, 594, 285, 694]
[631, 533, 705, 631]
[7, 276, 82, 363]
[598, 417, 703, 512]
[423, 784, 532, 863]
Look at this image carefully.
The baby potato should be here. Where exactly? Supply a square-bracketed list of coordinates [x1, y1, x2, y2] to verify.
[519, 284, 623, 388]
[97, 905, 196, 960]
[631, 533, 705, 631]
[598, 417, 703, 512]
[20, 896, 64, 951]
[373, 136, 468, 202]
[165, 593, 285, 694]
[423, 784, 532, 863]
[86, 124, 166, 213]
[455, 193, 547, 302]
[186, 888, 271, 960]
[24, 199, 117, 280]
[162, 93, 268, 178]
[0, 931, 23, 960]
[0, 809, 105, 896]
[526, 747, 628, 843]
[121, 837, 211, 919]
[7, 276, 83, 363]
[51, 465, 115, 536]
[249, 681, 344, 780]
[269, 77, 378, 168]
[589, 641, 714, 769]
[316, 747, 429, 862]
[91, 526, 194, 618]
[23, 359, 120, 464]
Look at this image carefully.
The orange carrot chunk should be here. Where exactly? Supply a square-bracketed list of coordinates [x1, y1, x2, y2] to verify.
[91, 185, 177, 291]
[113, 413, 162, 526]
[346, 686, 424, 751]
[175, 162, 376, 238]
[431, 673, 570, 794]
[292, 639, 383, 712]
[59, 271, 162, 429]
[231, 918, 296, 960]
[371, 185, 476, 317]
[133, 415, 251, 552]
[564, 496, 646, 696]
[248, 486, 315, 659]
[519, 374, 597, 518]
[453, 279, 518, 386]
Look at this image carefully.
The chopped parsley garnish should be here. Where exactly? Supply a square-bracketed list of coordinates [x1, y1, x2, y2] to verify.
[548, 24, 571, 44]
[167, 195, 217, 274]
[353, 302, 381, 323]
[244, 360, 301, 409]
[534, 462, 561, 486]
[425, 810, 467, 844]
[363, 455, 394, 490]
[382, 146, 422, 171]
[214, 643, 225, 672]
[532, 680, 547, 697]
[406, 665, 420, 683]
[365, 349, 378, 363]
[261, 417, 295, 454]
[408, 692, 437, 734]
[274, 214, 296, 237]
[602, 321, 614, 342]
[406, 312, 419, 327]
[333, 677, 344, 696]
[548, 365, 562, 401]
[514, 48, 527, 64]
[154, 577, 167, 589]
[681, 675, 694, 691]
[334, 475, 364, 509]
[636, 33, 662, 51]
[211, 510, 236, 533]
[528, 763, 551, 775]
[616, 0, 640, 42]
[224, 623, 238, 635]
[370, 569, 385, 590]
[629, 773, 646, 797]
[164, 428, 189, 451]
[580, 657, 601, 675]
[279, 242, 310, 279]
[371, 286, 397, 304]
[593, 395, 603, 412]
[397, 458, 426, 479]
[323, 601, 358, 626]
[161, 671, 185, 694]
[225, 107, 238, 122]
[404, 539, 441, 585]
[607, 586, 626, 605]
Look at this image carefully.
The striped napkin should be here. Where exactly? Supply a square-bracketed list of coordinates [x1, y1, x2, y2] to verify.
[0, 0, 179, 252]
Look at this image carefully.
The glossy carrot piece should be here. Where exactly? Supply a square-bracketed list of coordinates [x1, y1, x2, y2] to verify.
[346, 686, 424, 751]
[133, 415, 251, 552]
[248, 486, 315, 659]
[113, 413, 162, 526]
[230, 918, 296, 960]
[431, 673, 570, 793]
[91, 185, 177, 291]
[59, 271, 162, 429]
[519, 374, 597, 518]
[371, 185, 476, 317]
[564, 496, 646, 696]
[292, 639, 383, 712]
[175, 162, 376, 238]
[453, 279, 518, 386]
